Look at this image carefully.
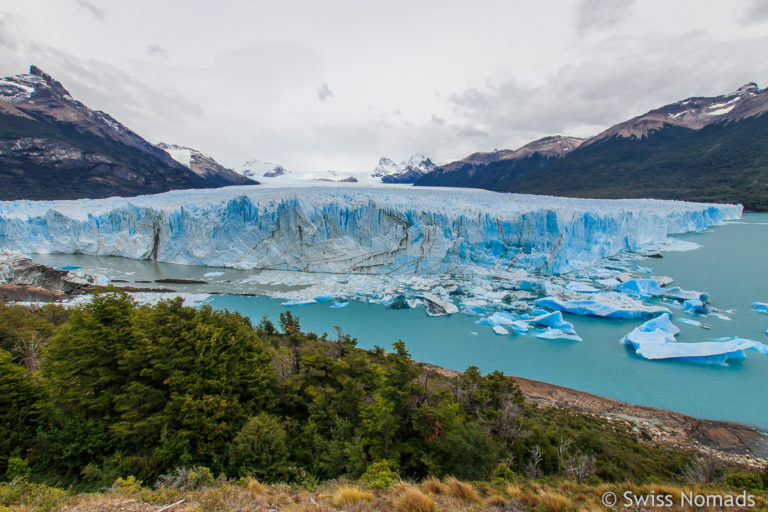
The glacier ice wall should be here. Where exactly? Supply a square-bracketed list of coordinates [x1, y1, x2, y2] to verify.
[0, 185, 742, 276]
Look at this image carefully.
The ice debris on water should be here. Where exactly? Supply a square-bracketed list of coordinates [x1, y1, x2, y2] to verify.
[621, 313, 768, 364]
[752, 302, 768, 314]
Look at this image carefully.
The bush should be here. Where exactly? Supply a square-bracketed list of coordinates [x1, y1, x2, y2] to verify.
[228, 413, 290, 482]
[155, 466, 214, 491]
[723, 471, 763, 491]
[4, 457, 30, 481]
[360, 460, 399, 490]
[111, 475, 142, 493]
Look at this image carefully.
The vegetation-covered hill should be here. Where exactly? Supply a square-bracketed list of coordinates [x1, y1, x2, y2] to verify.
[416, 112, 768, 211]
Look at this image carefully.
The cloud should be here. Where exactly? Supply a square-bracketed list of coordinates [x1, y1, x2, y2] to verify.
[447, 30, 768, 153]
[430, 114, 445, 125]
[738, 0, 768, 23]
[73, 0, 106, 22]
[575, 0, 635, 35]
[317, 82, 334, 102]
[146, 44, 168, 57]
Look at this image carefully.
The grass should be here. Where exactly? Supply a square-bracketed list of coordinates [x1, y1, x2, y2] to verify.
[1, 477, 767, 511]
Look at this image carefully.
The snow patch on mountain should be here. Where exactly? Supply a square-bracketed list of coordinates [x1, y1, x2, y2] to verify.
[371, 154, 436, 183]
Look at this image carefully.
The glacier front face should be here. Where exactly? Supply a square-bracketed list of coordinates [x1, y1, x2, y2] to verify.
[0, 185, 742, 276]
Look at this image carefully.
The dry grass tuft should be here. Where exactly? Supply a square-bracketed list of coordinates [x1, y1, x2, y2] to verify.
[505, 484, 523, 500]
[393, 486, 437, 512]
[484, 493, 508, 507]
[443, 477, 479, 502]
[538, 490, 572, 512]
[420, 476, 447, 495]
[331, 485, 373, 507]
[246, 477, 267, 495]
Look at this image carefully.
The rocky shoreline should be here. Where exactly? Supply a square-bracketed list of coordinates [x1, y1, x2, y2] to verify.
[425, 363, 768, 470]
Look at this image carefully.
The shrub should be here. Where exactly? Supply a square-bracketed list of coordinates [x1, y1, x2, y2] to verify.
[331, 485, 373, 507]
[4, 457, 30, 481]
[393, 486, 437, 512]
[155, 466, 214, 491]
[723, 471, 764, 491]
[246, 477, 267, 495]
[111, 475, 142, 493]
[360, 460, 398, 490]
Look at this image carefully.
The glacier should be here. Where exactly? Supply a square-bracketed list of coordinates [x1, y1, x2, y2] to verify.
[0, 185, 742, 278]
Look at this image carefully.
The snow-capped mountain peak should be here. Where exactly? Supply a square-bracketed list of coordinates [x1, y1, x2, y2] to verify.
[237, 159, 289, 178]
[372, 154, 436, 183]
[157, 142, 257, 187]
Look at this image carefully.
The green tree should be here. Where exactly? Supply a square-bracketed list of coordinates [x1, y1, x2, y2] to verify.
[228, 412, 290, 481]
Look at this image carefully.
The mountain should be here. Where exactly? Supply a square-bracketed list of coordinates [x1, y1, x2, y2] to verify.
[237, 159, 289, 179]
[416, 83, 768, 211]
[157, 143, 257, 187]
[416, 136, 584, 188]
[0, 66, 225, 201]
[372, 154, 436, 183]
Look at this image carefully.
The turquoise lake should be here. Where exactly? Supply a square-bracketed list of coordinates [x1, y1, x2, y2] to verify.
[29, 213, 768, 429]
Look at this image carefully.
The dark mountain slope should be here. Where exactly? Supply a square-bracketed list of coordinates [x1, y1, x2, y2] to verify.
[0, 66, 219, 200]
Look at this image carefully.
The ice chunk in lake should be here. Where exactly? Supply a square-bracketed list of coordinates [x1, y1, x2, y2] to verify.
[752, 302, 768, 314]
[682, 298, 707, 314]
[331, 301, 349, 308]
[422, 293, 459, 316]
[565, 282, 599, 293]
[615, 279, 665, 299]
[535, 295, 669, 319]
[537, 328, 582, 342]
[677, 318, 703, 327]
[493, 325, 509, 335]
[621, 313, 768, 364]
[282, 298, 316, 306]
[532, 311, 577, 335]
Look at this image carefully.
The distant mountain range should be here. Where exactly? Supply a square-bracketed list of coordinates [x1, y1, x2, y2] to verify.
[0, 66, 255, 200]
[3, 66, 768, 209]
[416, 83, 768, 211]
[371, 154, 436, 183]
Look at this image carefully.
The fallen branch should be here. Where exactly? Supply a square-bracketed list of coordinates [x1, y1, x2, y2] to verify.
[156, 499, 186, 512]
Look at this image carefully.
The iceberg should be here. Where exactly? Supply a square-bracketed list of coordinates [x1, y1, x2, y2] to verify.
[493, 325, 509, 335]
[615, 279, 665, 299]
[536, 328, 583, 342]
[331, 301, 349, 308]
[0, 185, 741, 277]
[682, 298, 707, 314]
[281, 298, 316, 306]
[752, 302, 768, 314]
[565, 282, 599, 293]
[621, 313, 768, 364]
[532, 311, 577, 335]
[535, 296, 668, 319]
[422, 293, 459, 316]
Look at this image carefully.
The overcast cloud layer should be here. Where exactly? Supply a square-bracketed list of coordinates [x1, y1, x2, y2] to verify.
[1, 0, 767, 174]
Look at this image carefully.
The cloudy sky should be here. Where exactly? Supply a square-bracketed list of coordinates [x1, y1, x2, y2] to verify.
[1, 0, 767, 173]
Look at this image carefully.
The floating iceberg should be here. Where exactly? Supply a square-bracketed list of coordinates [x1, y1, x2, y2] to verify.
[493, 325, 509, 335]
[621, 313, 768, 364]
[331, 301, 349, 308]
[752, 302, 768, 314]
[532, 311, 577, 335]
[0, 185, 741, 277]
[281, 298, 316, 306]
[535, 296, 668, 319]
[615, 279, 665, 299]
[565, 282, 599, 293]
[537, 328, 583, 342]
[422, 293, 459, 316]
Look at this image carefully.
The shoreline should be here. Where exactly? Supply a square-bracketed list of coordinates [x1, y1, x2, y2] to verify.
[423, 362, 768, 470]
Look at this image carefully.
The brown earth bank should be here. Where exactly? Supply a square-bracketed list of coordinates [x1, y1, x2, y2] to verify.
[424, 363, 768, 470]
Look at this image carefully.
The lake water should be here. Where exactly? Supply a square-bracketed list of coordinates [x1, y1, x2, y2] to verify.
[28, 214, 768, 429]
